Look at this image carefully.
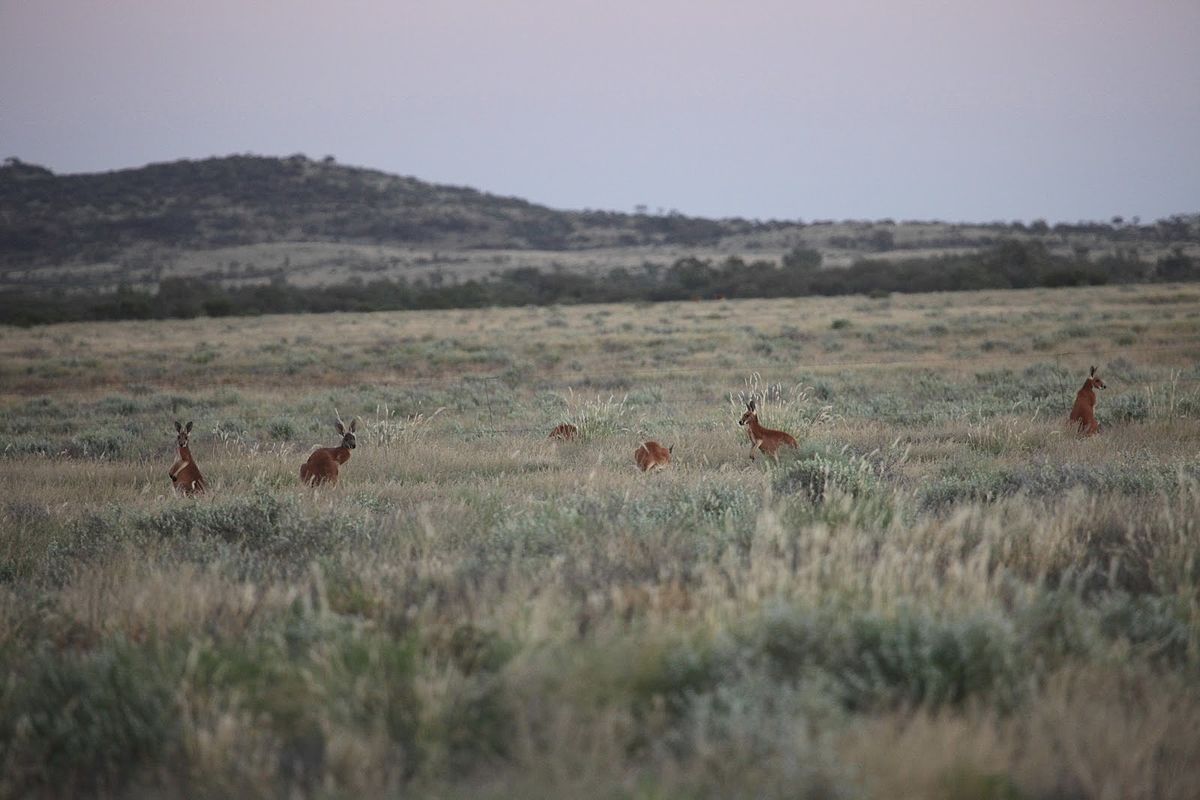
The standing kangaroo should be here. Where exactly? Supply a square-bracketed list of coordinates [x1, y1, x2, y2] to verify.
[1069, 365, 1106, 436]
[169, 420, 207, 495]
[738, 399, 798, 459]
[300, 413, 359, 486]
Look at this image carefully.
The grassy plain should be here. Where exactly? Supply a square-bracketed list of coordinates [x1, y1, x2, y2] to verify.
[1, 284, 1200, 798]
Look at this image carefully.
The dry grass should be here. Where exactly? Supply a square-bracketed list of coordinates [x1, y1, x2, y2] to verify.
[1, 284, 1199, 798]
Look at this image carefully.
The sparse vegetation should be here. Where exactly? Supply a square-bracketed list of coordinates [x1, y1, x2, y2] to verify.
[3, 156, 1199, 326]
[2, 285, 1200, 798]
[5, 242, 1199, 327]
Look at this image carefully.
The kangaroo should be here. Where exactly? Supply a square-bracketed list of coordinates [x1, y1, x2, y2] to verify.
[169, 420, 207, 495]
[738, 399, 798, 459]
[300, 413, 359, 486]
[634, 441, 672, 472]
[1069, 365, 1106, 436]
[549, 423, 579, 441]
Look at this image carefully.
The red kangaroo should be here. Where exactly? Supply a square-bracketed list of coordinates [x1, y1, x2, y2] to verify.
[300, 413, 359, 486]
[1069, 365, 1106, 436]
[549, 423, 579, 441]
[634, 441, 673, 472]
[738, 399, 798, 459]
[169, 420, 207, 495]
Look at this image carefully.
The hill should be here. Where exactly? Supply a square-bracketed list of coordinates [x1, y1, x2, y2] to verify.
[0, 154, 758, 267]
[1, 155, 1198, 325]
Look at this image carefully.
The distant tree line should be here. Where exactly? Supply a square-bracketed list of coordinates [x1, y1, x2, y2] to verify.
[1, 241, 1196, 327]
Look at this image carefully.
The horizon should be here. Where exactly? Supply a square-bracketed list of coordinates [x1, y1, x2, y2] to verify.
[2, 1, 1198, 224]
[5, 150, 1197, 227]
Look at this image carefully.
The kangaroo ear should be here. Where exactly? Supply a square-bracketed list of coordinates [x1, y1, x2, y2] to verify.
[335, 420, 346, 435]
[349, 417, 359, 433]
[1090, 365, 1096, 376]
[747, 399, 756, 411]
[185, 421, 193, 433]
[174, 420, 182, 432]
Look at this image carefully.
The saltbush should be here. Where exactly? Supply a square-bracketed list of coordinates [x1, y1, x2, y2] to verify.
[748, 604, 1026, 711]
[0, 640, 183, 795]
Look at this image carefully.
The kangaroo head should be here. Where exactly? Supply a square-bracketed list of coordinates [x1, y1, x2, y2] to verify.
[174, 419, 193, 448]
[739, 399, 757, 426]
[1087, 365, 1106, 390]
[334, 412, 359, 449]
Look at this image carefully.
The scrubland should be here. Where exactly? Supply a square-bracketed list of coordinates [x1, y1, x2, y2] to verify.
[1, 284, 1199, 799]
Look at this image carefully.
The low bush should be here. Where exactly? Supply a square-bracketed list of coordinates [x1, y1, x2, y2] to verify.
[919, 461, 1200, 509]
[747, 605, 1026, 711]
[772, 447, 881, 503]
[0, 640, 183, 796]
[1107, 392, 1151, 423]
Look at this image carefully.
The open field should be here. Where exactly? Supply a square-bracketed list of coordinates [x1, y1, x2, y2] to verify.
[2, 284, 1200, 798]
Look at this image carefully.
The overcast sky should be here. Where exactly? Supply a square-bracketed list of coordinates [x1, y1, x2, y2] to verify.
[2, 0, 1198, 222]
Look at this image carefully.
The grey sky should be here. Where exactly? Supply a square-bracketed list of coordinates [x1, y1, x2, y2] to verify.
[2, 0, 1198, 222]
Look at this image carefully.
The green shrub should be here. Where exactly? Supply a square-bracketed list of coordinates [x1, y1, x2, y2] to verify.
[1014, 589, 1099, 666]
[939, 766, 1026, 800]
[1058, 324, 1088, 339]
[1179, 393, 1200, 418]
[919, 468, 1021, 509]
[0, 502, 62, 581]
[1019, 362, 1073, 400]
[94, 395, 145, 415]
[65, 428, 135, 459]
[1097, 592, 1193, 666]
[919, 461, 1196, 509]
[627, 636, 737, 719]
[661, 673, 856, 800]
[39, 509, 155, 585]
[772, 447, 881, 503]
[1106, 392, 1150, 422]
[0, 436, 56, 457]
[479, 484, 756, 569]
[267, 417, 296, 439]
[625, 386, 663, 406]
[424, 672, 512, 773]
[0, 641, 182, 795]
[26, 494, 379, 582]
[749, 605, 1025, 711]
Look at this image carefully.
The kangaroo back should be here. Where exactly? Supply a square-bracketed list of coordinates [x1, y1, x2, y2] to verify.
[549, 423, 579, 441]
[1068, 366, 1105, 436]
[301, 448, 341, 486]
[301, 412, 359, 486]
[635, 441, 672, 472]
